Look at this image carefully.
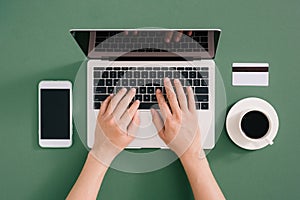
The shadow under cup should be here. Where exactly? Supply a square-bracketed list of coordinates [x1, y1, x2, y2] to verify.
[240, 110, 270, 140]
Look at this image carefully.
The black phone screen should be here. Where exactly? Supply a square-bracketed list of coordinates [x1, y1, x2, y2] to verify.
[41, 89, 70, 139]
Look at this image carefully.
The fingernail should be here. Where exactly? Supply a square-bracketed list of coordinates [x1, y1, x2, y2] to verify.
[135, 99, 140, 104]
[165, 38, 170, 43]
[164, 77, 170, 82]
[131, 88, 136, 92]
[122, 88, 127, 92]
[156, 89, 161, 93]
[176, 37, 180, 42]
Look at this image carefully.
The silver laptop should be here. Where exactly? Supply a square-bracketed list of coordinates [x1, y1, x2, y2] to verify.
[70, 29, 221, 149]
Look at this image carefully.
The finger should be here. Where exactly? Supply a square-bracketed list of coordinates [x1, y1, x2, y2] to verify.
[164, 78, 180, 116]
[151, 109, 165, 139]
[164, 31, 173, 43]
[187, 86, 196, 111]
[156, 88, 171, 119]
[133, 30, 138, 35]
[174, 31, 183, 42]
[120, 99, 140, 127]
[124, 31, 128, 35]
[127, 110, 140, 137]
[187, 31, 192, 36]
[174, 79, 188, 111]
[113, 88, 136, 119]
[99, 94, 112, 116]
[105, 88, 127, 115]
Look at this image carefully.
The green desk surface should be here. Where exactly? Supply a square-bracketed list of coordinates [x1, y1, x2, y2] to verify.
[1, 0, 299, 199]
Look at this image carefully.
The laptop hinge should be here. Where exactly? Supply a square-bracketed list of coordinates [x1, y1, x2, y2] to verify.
[102, 56, 198, 61]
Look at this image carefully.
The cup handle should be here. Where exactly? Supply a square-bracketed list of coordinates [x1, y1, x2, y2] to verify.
[266, 138, 273, 145]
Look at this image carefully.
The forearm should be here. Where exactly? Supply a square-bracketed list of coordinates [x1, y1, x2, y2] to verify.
[67, 153, 108, 200]
[180, 154, 225, 200]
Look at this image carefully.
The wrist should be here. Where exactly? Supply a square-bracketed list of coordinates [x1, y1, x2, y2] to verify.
[180, 149, 207, 163]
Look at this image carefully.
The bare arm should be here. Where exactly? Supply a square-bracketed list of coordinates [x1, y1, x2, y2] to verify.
[66, 153, 108, 199]
[151, 78, 225, 200]
[67, 88, 140, 199]
[180, 140, 225, 200]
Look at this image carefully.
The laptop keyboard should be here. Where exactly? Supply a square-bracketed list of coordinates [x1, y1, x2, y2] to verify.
[95, 31, 209, 53]
[93, 66, 209, 110]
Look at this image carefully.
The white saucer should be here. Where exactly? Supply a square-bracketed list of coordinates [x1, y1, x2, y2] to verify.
[226, 97, 279, 150]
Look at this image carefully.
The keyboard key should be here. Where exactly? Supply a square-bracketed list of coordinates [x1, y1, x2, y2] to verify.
[113, 79, 120, 86]
[102, 71, 108, 78]
[117, 71, 125, 78]
[201, 67, 209, 71]
[150, 71, 156, 78]
[193, 79, 200, 86]
[94, 71, 101, 78]
[145, 79, 152, 85]
[165, 71, 172, 78]
[139, 103, 155, 109]
[116, 87, 122, 93]
[129, 79, 136, 86]
[181, 71, 188, 78]
[122, 79, 128, 86]
[107, 87, 114, 93]
[94, 102, 101, 110]
[106, 79, 112, 86]
[173, 71, 181, 78]
[201, 103, 209, 110]
[140, 87, 146, 93]
[141, 71, 148, 78]
[195, 95, 209, 102]
[198, 72, 208, 78]
[189, 71, 196, 78]
[157, 71, 164, 78]
[147, 87, 155, 93]
[143, 95, 151, 101]
[94, 95, 107, 101]
[195, 87, 208, 94]
[134, 71, 140, 78]
[153, 79, 161, 85]
[94, 67, 105, 70]
[201, 79, 209, 86]
[125, 71, 132, 78]
[151, 95, 157, 102]
[94, 87, 106, 94]
[94, 79, 104, 86]
[137, 79, 144, 86]
[135, 95, 143, 101]
[195, 103, 201, 110]
[110, 71, 116, 78]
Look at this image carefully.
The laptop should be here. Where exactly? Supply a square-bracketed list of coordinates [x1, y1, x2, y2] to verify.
[70, 29, 221, 149]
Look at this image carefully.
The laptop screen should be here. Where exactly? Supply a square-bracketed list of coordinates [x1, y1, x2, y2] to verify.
[70, 29, 220, 60]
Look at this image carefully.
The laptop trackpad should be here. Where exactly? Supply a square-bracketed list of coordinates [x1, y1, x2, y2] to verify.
[135, 111, 158, 139]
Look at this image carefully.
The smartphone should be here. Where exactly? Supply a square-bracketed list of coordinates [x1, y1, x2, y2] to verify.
[38, 81, 72, 148]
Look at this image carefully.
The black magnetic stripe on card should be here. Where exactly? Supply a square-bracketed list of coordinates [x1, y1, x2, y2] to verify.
[232, 67, 268, 72]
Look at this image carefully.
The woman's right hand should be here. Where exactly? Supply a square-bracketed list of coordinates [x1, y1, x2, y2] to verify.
[151, 78, 203, 158]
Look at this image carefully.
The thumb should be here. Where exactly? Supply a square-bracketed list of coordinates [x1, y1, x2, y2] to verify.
[150, 109, 165, 139]
[127, 111, 140, 137]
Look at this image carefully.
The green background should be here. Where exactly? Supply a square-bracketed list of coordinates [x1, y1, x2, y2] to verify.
[1, 0, 299, 199]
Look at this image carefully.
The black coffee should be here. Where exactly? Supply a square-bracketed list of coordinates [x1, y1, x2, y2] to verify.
[241, 111, 269, 139]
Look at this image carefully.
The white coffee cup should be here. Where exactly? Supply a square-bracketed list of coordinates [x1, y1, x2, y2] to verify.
[239, 109, 274, 145]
